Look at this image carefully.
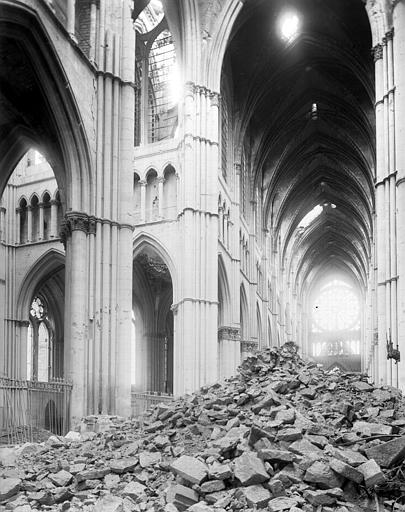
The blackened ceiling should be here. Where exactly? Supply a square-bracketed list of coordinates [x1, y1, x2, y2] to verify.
[224, 0, 375, 290]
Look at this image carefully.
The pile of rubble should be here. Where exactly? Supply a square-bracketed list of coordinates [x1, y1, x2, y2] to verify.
[2, 343, 405, 512]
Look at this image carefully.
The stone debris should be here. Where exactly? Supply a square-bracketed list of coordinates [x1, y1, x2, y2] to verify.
[3, 344, 405, 511]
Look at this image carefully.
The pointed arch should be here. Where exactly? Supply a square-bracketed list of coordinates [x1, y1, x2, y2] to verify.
[0, 4, 93, 212]
[16, 249, 65, 320]
[133, 232, 178, 299]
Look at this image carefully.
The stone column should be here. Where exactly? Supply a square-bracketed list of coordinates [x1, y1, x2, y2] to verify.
[0, 207, 5, 243]
[158, 177, 165, 219]
[62, 212, 89, 424]
[38, 203, 44, 241]
[140, 180, 147, 223]
[394, 0, 405, 389]
[50, 200, 58, 238]
[27, 205, 33, 243]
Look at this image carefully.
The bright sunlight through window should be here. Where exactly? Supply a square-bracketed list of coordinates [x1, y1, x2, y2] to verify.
[312, 280, 360, 332]
[279, 12, 300, 42]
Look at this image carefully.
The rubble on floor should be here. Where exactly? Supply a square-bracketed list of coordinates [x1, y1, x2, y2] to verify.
[2, 343, 405, 511]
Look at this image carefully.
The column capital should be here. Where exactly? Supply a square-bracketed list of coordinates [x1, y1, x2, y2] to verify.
[139, 179, 147, 187]
[372, 43, 383, 61]
[60, 211, 91, 247]
[0, 207, 6, 214]
[157, 176, 166, 184]
[50, 200, 59, 206]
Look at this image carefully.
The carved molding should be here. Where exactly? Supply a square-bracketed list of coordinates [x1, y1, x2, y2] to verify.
[218, 326, 240, 341]
[372, 43, 383, 61]
[241, 340, 259, 352]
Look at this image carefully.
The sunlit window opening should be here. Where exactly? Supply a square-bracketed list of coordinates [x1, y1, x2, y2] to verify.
[279, 12, 300, 42]
[299, 204, 322, 228]
[298, 202, 336, 229]
[312, 280, 360, 331]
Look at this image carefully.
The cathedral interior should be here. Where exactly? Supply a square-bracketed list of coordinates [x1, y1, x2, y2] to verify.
[0, 0, 404, 433]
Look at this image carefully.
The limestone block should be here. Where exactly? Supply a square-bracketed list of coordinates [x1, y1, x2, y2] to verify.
[304, 461, 344, 489]
[233, 451, 270, 486]
[200, 479, 225, 493]
[0, 477, 21, 500]
[109, 457, 138, 474]
[122, 481, 147, 500]
[48, 469, 73, 487]
[257, 448, 295, 464]
[329, 458, 364, 483]
[139, 451, 162, 468]
[365, 437, 405, 468]
[172, 484, 199, 511]
[170, 455, 208, 484]
[358, 459, 385, 487]
[238, 484, 271, 508]
[94, 494, 124, 512]
[352, 421, 393, 436]
[267, 496, 300, 511]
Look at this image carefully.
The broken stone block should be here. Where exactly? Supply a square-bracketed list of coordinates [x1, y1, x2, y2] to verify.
[288, 438, 324, 457]
[333, 448, 368, 467]
[257, 448, 295, 465]
[94, 494, 124, 512]
[304, 488, 343, 506]
[329, 458, 364, 483]
[188, 503, 215, 512]
[268, 496, 299, 511]
[237, 484, 271, 508]
[109, 457, 138, 474]
[104, 473, 120, 489]
[144, 420, 164, 433]
[304, 461, 344, 489]
[75, 468, 110, 482]
[200, 480, 225, 493]
[277, 428, 303, 442]
[251, 391, 281, 414]
[0, 477, 21, 501]
[64, 431, 81, 442]
[170, 455, 208, 484]
[267, 478, 285, 497]
[365, 436, 405, 468]
[248, 425, 275, 446]
[122, 481, 147, 500]
[352, 421, 393, 436]
[139, 451, 161, 468]
[358, 459, 385, 487]
[274, 408, 296, 424]
[48, 469, 73, 487]
[208, 462, 232, 480]
[172, 484, 199, 511]
[352, 381, 374, 392]
[233, 451, 270, 486]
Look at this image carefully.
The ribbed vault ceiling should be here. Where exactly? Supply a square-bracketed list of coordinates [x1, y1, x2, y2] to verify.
[225, 0, 375, 294]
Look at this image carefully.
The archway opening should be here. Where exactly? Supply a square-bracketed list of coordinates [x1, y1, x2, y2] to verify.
[132, 246, 174, 395]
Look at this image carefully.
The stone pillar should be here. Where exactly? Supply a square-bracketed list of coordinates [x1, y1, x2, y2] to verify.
[174, 83, 219, 395]
[27, 206, 33, 243]
[38, 203, 44, 241]
[62, 212, 89, 424]
[140, 180, 146, 222]
[0, 207, 5, 243]
[50, 200, 58, 238]
[158, 177, 165, 218]
[394, 0, 405, 389]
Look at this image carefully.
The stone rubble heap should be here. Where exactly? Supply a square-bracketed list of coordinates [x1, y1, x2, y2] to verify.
[2, 343, 405, 512]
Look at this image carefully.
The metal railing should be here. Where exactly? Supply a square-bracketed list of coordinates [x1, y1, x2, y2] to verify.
[131, 389, 173, 417]
[0, 377, 72, 445]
